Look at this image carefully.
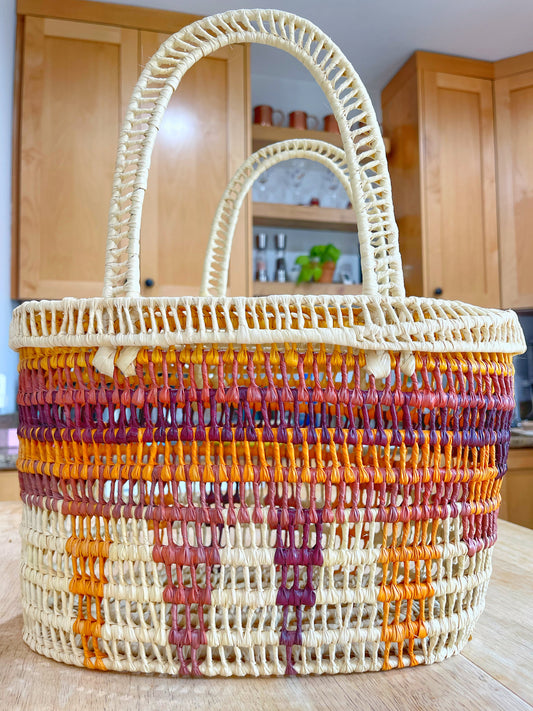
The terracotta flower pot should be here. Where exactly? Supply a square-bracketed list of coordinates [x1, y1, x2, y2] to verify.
[319, 261, 336, 283]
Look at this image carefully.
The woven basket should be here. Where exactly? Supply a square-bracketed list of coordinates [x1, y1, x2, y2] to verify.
[10, 9, 526, 677]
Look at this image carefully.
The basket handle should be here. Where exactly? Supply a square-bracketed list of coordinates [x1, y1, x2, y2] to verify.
[201, 139, 353, 297]
[103, 9, 404, 299]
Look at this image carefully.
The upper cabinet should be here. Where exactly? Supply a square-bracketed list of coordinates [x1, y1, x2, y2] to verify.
[18, 17, 138, 299]
[383, 51, 533, 310]
[139, 33, 250, 299]
[13, 0, 250, 301]
[494, 55, 533, 309]
[382, 53, 500, 307]
[422, 71, 499, 307]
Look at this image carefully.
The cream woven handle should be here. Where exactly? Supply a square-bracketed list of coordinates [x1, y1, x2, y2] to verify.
[103, 8, 404, 299]
[201, 139, 353, 297]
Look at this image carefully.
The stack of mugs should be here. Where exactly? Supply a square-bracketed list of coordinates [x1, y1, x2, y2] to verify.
[253, 105, 340, 133]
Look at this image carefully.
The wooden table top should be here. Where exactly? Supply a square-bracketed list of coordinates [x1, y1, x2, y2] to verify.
[1, 501, 532, 711]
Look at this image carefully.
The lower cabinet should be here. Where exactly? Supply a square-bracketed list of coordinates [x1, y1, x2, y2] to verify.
[500, 449, 533, 530]
[0, 471, 19, 502]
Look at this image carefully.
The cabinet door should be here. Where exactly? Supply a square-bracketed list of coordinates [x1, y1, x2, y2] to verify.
[18, 18, 137, 299]
[500, 449, 533, 529]
[139, 32, 250, 298]
[495, 70, 533, 309]
[421, 72, 500, 307]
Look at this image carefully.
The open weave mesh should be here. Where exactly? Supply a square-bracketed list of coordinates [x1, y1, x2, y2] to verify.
[17, 344, 512, 674]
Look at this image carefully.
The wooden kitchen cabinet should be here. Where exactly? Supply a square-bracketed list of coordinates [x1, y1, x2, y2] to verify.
[494, 54, 533, 309]
[139, 33, 250, 298]
[382, 52, 500, 307]
[0, 471, 19, 502]
[14, 0, 250, 300]
[383, 50, 533, 310]
[17, 16, 138, 299]
[500, 448, 533, 530]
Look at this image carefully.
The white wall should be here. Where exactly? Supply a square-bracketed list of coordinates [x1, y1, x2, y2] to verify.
[0, 0, 18, 414]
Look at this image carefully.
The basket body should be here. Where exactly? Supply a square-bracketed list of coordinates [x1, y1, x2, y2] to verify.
[17, 339, 514, 675]
[11, 7, 525, 677]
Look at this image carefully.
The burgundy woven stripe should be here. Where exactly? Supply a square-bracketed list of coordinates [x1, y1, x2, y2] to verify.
[152, 514, 221, 677]
[275, 509, 323, 675]
[18, 466, 501, 550]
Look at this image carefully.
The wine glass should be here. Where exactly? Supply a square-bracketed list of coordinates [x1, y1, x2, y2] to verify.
[287, 158, 308, 205]
[253, 168, 273, 203]
[321, 167, 349, 208]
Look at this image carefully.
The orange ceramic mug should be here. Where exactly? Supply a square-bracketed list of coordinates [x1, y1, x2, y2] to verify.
[289, 110, 319, 130]
[323, 114, 340, 133]
[253, 105, 285, 126]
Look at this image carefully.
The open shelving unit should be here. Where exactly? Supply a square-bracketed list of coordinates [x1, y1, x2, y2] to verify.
[253, 281, 363, 297]
[252, 124, 391, 154]
[252, 123, 390, 153]
[252, 124, 344, 151]
[253, 202, 356, 231]
[250, 124, 374, 296]
[250, 124, 389, 231]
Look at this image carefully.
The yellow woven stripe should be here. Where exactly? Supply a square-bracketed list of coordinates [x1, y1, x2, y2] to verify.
[17, 433, 500, 489]
[65, 515, 111, 670]
[17, 345, 515, 377]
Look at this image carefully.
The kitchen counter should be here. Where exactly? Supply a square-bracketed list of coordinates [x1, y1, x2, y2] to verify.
[1, 501, 532, 711]
[511, 424, 533, 448]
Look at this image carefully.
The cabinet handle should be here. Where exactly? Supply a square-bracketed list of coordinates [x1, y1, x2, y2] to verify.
[144, 278, 155, 288]
[433, 287, 443, 297]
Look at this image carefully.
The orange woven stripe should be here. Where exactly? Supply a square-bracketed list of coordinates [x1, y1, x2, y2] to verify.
[65, 516, 111, 671]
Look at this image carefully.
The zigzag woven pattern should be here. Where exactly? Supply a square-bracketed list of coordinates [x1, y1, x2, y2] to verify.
[17, 344, 513, 675]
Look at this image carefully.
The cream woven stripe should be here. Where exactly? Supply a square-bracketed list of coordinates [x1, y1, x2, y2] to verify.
[9, 294, 526, 357]
[201, 139, 354, 297]
[104, 9, 402, 299]
[20, 502, 491, 675]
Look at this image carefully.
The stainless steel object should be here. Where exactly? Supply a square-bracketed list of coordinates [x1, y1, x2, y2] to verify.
[275, 232, 287, 251]
[255, 232, 268, 250]
[255, 254, 269, 282]
[276, 257, 286, 282]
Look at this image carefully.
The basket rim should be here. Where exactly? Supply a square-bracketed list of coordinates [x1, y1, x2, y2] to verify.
[9, 294, 526, 356]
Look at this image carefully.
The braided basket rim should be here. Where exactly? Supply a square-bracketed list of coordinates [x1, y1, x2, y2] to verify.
[9, 294, 526, 355]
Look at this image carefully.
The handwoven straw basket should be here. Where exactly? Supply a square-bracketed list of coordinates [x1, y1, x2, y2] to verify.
[10, 9, 526, 677]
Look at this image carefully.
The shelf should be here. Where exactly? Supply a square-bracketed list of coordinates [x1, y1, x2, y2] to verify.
[253, 202, 356, 231]
[252, 124, 344, 150]
[252, 124, 391, 154]
[253, 281, 363, 297]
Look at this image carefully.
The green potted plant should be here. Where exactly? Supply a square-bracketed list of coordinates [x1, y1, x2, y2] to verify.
[295, 243, 341, 284]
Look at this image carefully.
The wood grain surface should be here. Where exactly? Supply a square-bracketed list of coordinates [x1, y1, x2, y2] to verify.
[421, 70, 500, 308]
[252, 202, 357, 232]
[17, 16, 138, 300]
[494, 66, 533, 309]
[138, 33, 250, 299]
[0, 502, 531, 711]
